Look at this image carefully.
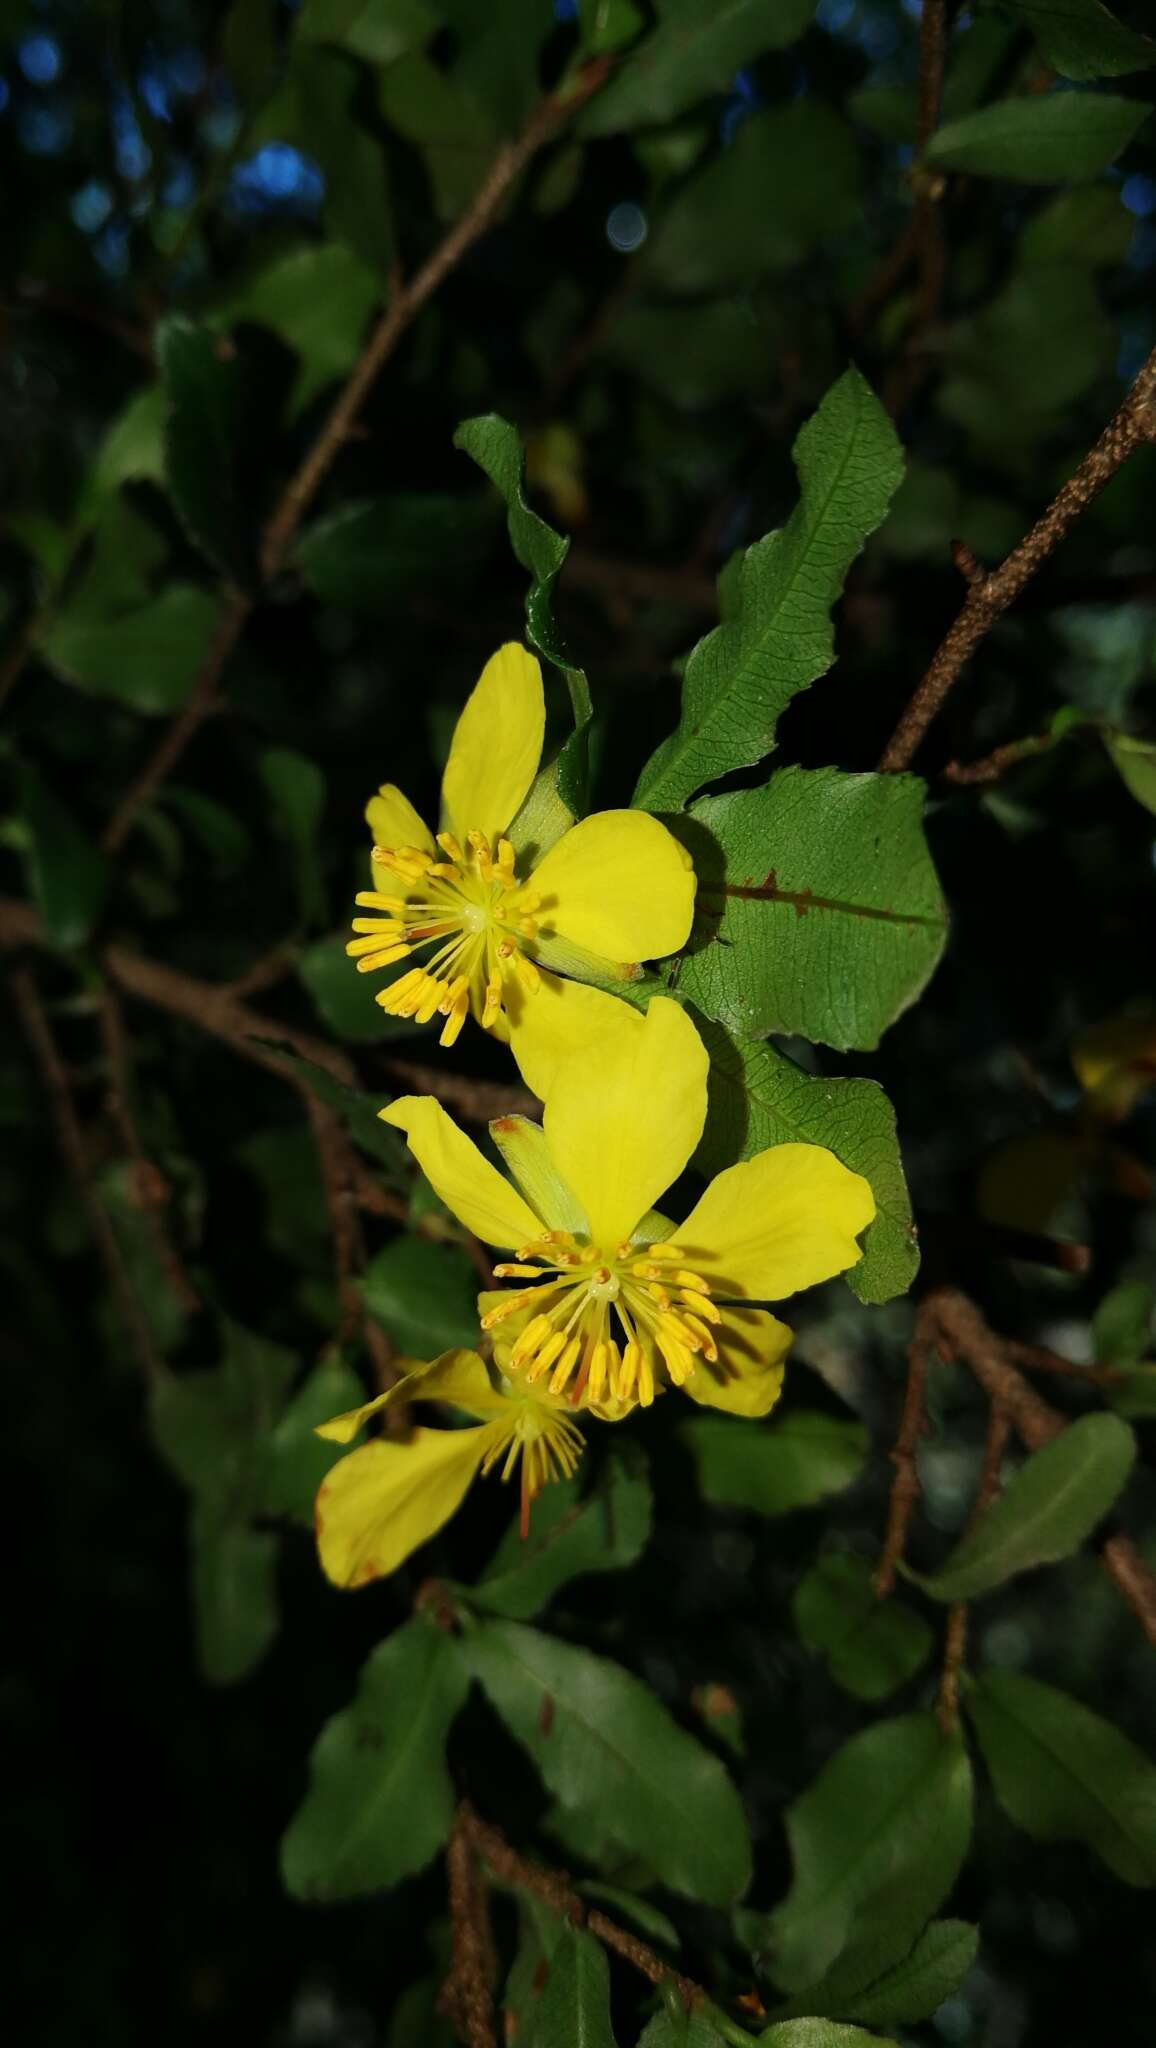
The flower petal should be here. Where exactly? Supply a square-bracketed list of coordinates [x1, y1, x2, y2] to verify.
[505, 967, 637, 1101]
[441, 644, 545, 844]
[489, 1113, 590, 1235]
[315, 1425, 494, 1587]
[681, 1144, 875, 1301]
[681, 1310, 791, 1418]
[365, 783, 437, 856]
[530, 810, 695, 962]
[381, 1096, 543, 1249]
[315, 1348, 505, 1443]
[543, 995, 709, 1248]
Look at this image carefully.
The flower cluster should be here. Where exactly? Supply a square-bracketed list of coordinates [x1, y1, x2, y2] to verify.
[316, 646, 875, 1589]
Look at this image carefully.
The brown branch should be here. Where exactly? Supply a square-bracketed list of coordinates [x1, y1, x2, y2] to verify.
[875, 1328, 932, 1595]
[97, 985, 200, 1316]
[441, 1810, 498, 2048]
[8, 964, 164, 1386]
[1004, 1338, 1124, 1388]
[925, 1288, 1156, 1649]
[458, 1804, 705, 2015]
[879, 342, 1156, 771]
[938, 1401, 1010, 1730]
[100, 57, 613, 859]
[381, 1054, 538, 1124]
[942, 731, 1055, 786]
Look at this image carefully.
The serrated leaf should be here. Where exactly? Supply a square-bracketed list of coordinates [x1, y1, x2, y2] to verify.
[526, 1923, 619, 2047]
[192, 1510, 279, 1685]
[913, 1413, 1136, 1603]
[581, 0, 817, 135]
[465, 1620, 752, 1905]
[15, 761, 108, 950]
[986, 0, 1156, 81]
[470, 1445, 652, 1619]
[281, 1617, 469, 1900]
[1106, 731, 1156, 816]
[927, 90, 1149, 183]
[675, 769, 946, 1052]
[793, 1554, 932, 1704]
[757, 1714, 973, 1993]
[454, 412, 591, 815]
[297, 493, 498, 611]
[362, 1234, 479, 1356]
[157, 317, 249, 581]
[634, 371, 902, 814]
[695, 1022, 918, 1304]
[682, 1413, 868, 1518]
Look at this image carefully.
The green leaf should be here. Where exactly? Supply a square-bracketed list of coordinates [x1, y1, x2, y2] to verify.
[379, 50, 498, 221]
[676, 769, 946, 1052]
[579, 1882, 679, 1950]
[634, 371, 902, 814]
[220, 244, 379, 415]
[1093, 1279, 1154, 1365]
[298, 932, 427, 1043]
[255, 50, 395, 273]
[268, 1047, 408, 1169]
[297, 493, 498, 611]
[760, 2026, 898, 2048]
[985, 0, 1156, 81]
[581, 0, 817, 135]
[362, 1234, 480, 1355]
[682, 1413, 868, 1518]
[926, 90, 1149, 183]
[297, 0, 437, 63]
[84, 384, 166, 513]
[793, 1554, 932, 1704]
[260, 747, 326, 928]
[282, 1616, 470, 1900]
[579, 0, 645, 58]
[39, 584, 220, 715]
[638, 2015, 729, 2047]
[454, 412, 591, 815]
[470, 1445, 652, 1619]
[646, 104, 861, 292]
[526, 1923, 619, 2047]
[695, 1023, 918, 1304]
[771, 1919, 978, 2030]
[222, 0, 280, 104]
[757, 1713, 973, 1992]
[913, 1413, 1136, 1603]
[967, 1668, 1156, 1884]
[1106, 731, 1156, 816]
[465, 1620, 752, 1905]
[15, 761, 108, 950]
[439, 0, 557, 133]
[157, 317, 248, 581]
[192, 1511, 279, 1685]
[151, 1322, 298, 1514]
[260, 1357, 366, 1522]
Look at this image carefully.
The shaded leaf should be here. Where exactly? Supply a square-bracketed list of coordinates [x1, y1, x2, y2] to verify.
[439, 0, 556, 133]
[221, 243, 378, 415]
[760, 2026, 898, 2047]
[282, 1617, 470, 1900]
[967, 1668, 1156, 1884]
[638, 2014, 728, 2046]
[298, 932, 429, 1043]
[255, 49, 395, 272]
[192, 1512, 279, 1685]
[471, 1444, 652, 1619]
[793, 1554, 932, 1703]
[1092, 1279, 1154, 1365]
[682, 1413, 868, 1518]
[635, 371, 902, 814]
[260, 1357, 366, 1522]
[927, 90, 1149, 183]
[582, 0, 817, 134]
[362, 1234, 480, 1355]
[527, 1923, 619, 2047]
[913, 1413, 1136, 1603]
[579, 1882, 679, 1949]
[297, 493, 498, 611]
[1106, 731, 1156, 816]
[466, 1620, 752, 1905]
[260, 747, 326, 928]
[40, 583, 220, 715]
[770, 1919, 978, 2029]
[15, 760, 108, 950]
[989, 0, 1156, 81]
[157, 317, 248, 581]
[297, 0, 437, 63]
[379, 49, 497, 221]
[676, 769, 947, 1052]
[695, 1022, 918, 1305]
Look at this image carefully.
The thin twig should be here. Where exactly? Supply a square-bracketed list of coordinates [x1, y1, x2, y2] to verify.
[97, 985, 200, 1316]
[441, 1811, 498, 2048]
[9, 964, 164, 1385]
[938, 1401, 1010, 1729]
[382, 1054, 538, 1124]
[875, 1328, 932, 1595]
[879, 342, 1156, 771]
[100, 58, 613, 859]
[942, 732, 1055, 786]
[1004, 1338, 1124, 1387]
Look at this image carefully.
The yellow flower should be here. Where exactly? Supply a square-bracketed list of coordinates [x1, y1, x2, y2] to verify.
[382, 998, 876, 1419]
[313, 1349, 587, 1589]
[346, 642, 695, 1096]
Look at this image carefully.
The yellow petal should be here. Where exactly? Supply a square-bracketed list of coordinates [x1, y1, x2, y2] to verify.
[381, 1095, 542, 1248]
[543, 995, 709, 1247]
[441, 644, 545, 844]
[488, 1113, 590, 1234]
[681, 1310, 791, 1418]
[505, 967, 638, 1101]
[315, 1425, 494, 1587]
[529, 809, 695, 962]
[681, 1145, 875, 1301]
[365, 783, 436, 856]
[315, 1348, 504, 1442]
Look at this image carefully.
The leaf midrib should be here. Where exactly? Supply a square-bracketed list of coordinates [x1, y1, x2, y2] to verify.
[975, 1683, 1156, 1880]
[925, 1421, 1131, 1597]
[325, 1632, 457, 1875]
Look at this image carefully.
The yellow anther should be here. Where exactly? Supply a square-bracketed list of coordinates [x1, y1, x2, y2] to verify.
[631, 1260, 664, 1281]
[493, 1263, 548, 1280]
[681, 1289, 721, 1322]
[549, 1335, 582, 1394]
[414, 978, 444, 1025]
[593, 1267, 612, 1285]
[439, 995, 469, 1049]
[355, 944, 412, 972]
[518, 918, 538, 939]
[525, 1330, 567, 1382]
[497, 939, 516, 960]
[619, 1342, 642, 1397]
[436, 831, 465, 863]
[682, 1313, 719, 1362]
[615, 1241, 635, 1261]
[512, 1314, 552, 1363]
[644, 1243, 683, 1261]
[496, 837, 516, 877]
[437, 974, 470, 1015]
[480, 1292, 531, 1329]
[673, 1269, 711, 1293]
[647, 1284, 672, 1311]
[354, 892, 408, 912]
[587, 1341, 610, 1404]
[514, 953, 540, 993]
[482, 975, 503, 1028]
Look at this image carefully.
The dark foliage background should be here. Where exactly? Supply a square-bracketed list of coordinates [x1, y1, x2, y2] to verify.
[5, 2, 1156, 2044]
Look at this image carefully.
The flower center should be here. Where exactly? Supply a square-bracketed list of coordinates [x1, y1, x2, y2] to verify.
[481, 1234, 721, 1408]
[347, 829, 542, 1047]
